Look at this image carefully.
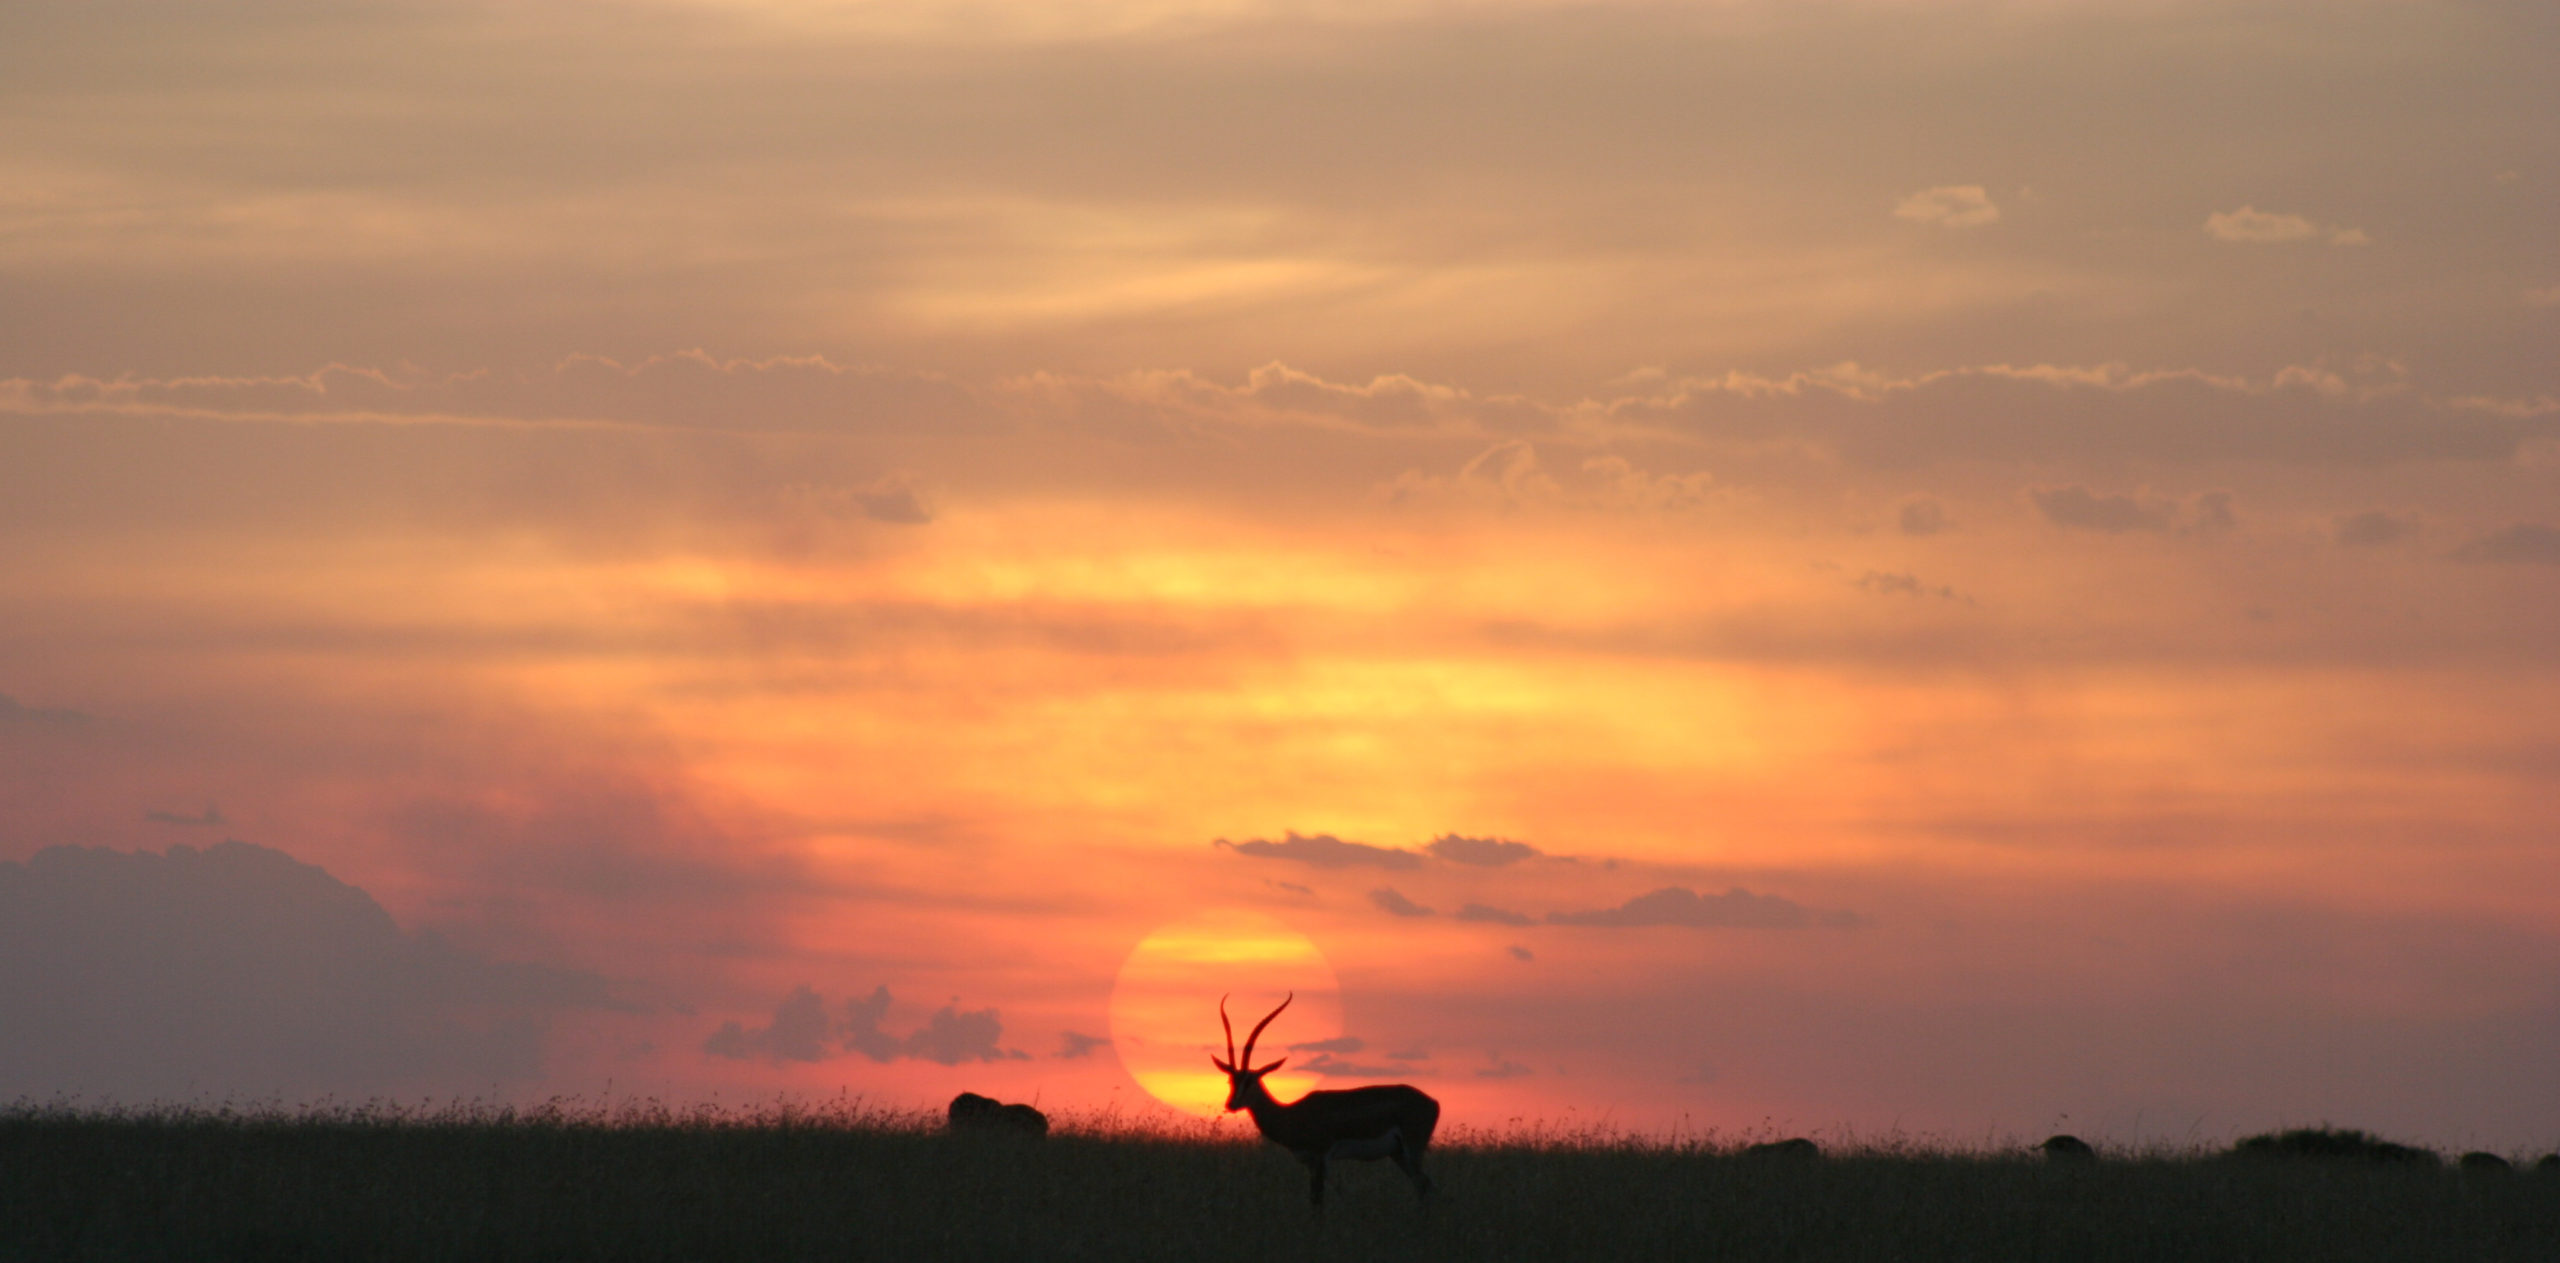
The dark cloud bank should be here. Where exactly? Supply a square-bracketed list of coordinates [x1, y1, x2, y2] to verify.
[0, 841, 607, 1102]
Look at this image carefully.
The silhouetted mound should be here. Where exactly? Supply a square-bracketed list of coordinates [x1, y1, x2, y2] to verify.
[2039, 1134, 2097, 1162]
[946, 1092, 1047, 1137]
[2457, 1152, 2511, 1174]
[2230, 1127, 2437, 1166]
[1743, 1138, 1821, 1161]
[2539, 1153, 2560, 1174]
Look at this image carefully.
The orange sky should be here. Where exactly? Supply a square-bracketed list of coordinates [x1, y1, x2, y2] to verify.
[3, 0, 2557, 1151]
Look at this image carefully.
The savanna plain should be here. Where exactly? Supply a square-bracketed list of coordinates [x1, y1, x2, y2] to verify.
[8, 1101, 2557, 1263]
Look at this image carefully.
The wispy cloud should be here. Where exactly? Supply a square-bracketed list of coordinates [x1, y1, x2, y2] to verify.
[1547, 886, 1859, 930]
[1894, 186, 2000, 229]
[1424, 834, 1543, 866]
[2205, 206, 2368, 246]
[1303, 1053, 1422, 1079]
[1216, 831, 1422, 870]
[2450, 523, 2560, 566]
[1854, 570, 1961, 601]
[704, 985, 836, 1063]
[1289, 1036, 1365, 1054]
[783, 474, 933, 526]
[706, 984, 1029, 1065]
[0, 694, 91, 727]
[2030, 486, 2174, 533]
[1370, 887, 1436, 917]
[2335, 510, 2413, 548]
[1898, 499, 1950, 537]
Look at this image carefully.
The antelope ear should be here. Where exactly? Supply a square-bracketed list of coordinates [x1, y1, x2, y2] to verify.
[1257, 1057, 1287, 1075]
[1211, 1056, 1233, 1073]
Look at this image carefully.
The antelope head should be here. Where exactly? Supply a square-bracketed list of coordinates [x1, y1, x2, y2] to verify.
[1211, 992, 1293, 1111]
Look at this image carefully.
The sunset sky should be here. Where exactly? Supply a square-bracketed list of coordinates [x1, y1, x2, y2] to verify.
[4, 0, 2556, 1152]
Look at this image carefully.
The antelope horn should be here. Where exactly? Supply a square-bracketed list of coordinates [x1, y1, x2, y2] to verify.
[1240, 992, 1293, 1070]
[1218, 993, 1236, 1068]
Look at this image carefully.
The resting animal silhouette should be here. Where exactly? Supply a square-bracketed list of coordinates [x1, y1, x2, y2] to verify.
[1211, 993, 1439, 1209]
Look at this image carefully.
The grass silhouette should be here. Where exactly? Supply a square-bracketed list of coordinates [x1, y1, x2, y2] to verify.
[5, 1099, 2555, 1261]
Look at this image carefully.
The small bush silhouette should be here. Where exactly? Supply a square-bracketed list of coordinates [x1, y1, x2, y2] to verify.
[2231, 1127, 2437, 1166]
[1743, 1137, 1822, 1160]
[2040, 1134, 2098, 1162]
[947, 1091, 1048, 1137]
[2457, 1151, 2510, 1174]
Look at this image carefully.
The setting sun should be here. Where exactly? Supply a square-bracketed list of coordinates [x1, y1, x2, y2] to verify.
[1108, 913, 1343, 1116]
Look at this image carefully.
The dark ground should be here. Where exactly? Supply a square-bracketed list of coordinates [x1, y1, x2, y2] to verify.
[5, 1103, 2555, 1262]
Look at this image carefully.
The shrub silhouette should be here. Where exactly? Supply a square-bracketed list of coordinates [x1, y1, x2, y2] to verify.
[2457, 1151, 2510, 1174]
[2040, 1134, 2098, 1162]
[2230, 1127, 2437, 1166]
[946, 1092, 1047, 1137]
[1743, 1137, 1822, 1161]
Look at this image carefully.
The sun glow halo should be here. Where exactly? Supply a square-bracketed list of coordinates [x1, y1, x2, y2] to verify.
[1107, 913, 1343, 1116]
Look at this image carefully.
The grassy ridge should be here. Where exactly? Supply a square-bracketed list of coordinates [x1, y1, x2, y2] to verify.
[5, 1102, 2556, 1262]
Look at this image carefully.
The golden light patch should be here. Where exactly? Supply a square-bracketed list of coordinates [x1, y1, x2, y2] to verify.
[1107, 912, 1342, 1116]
